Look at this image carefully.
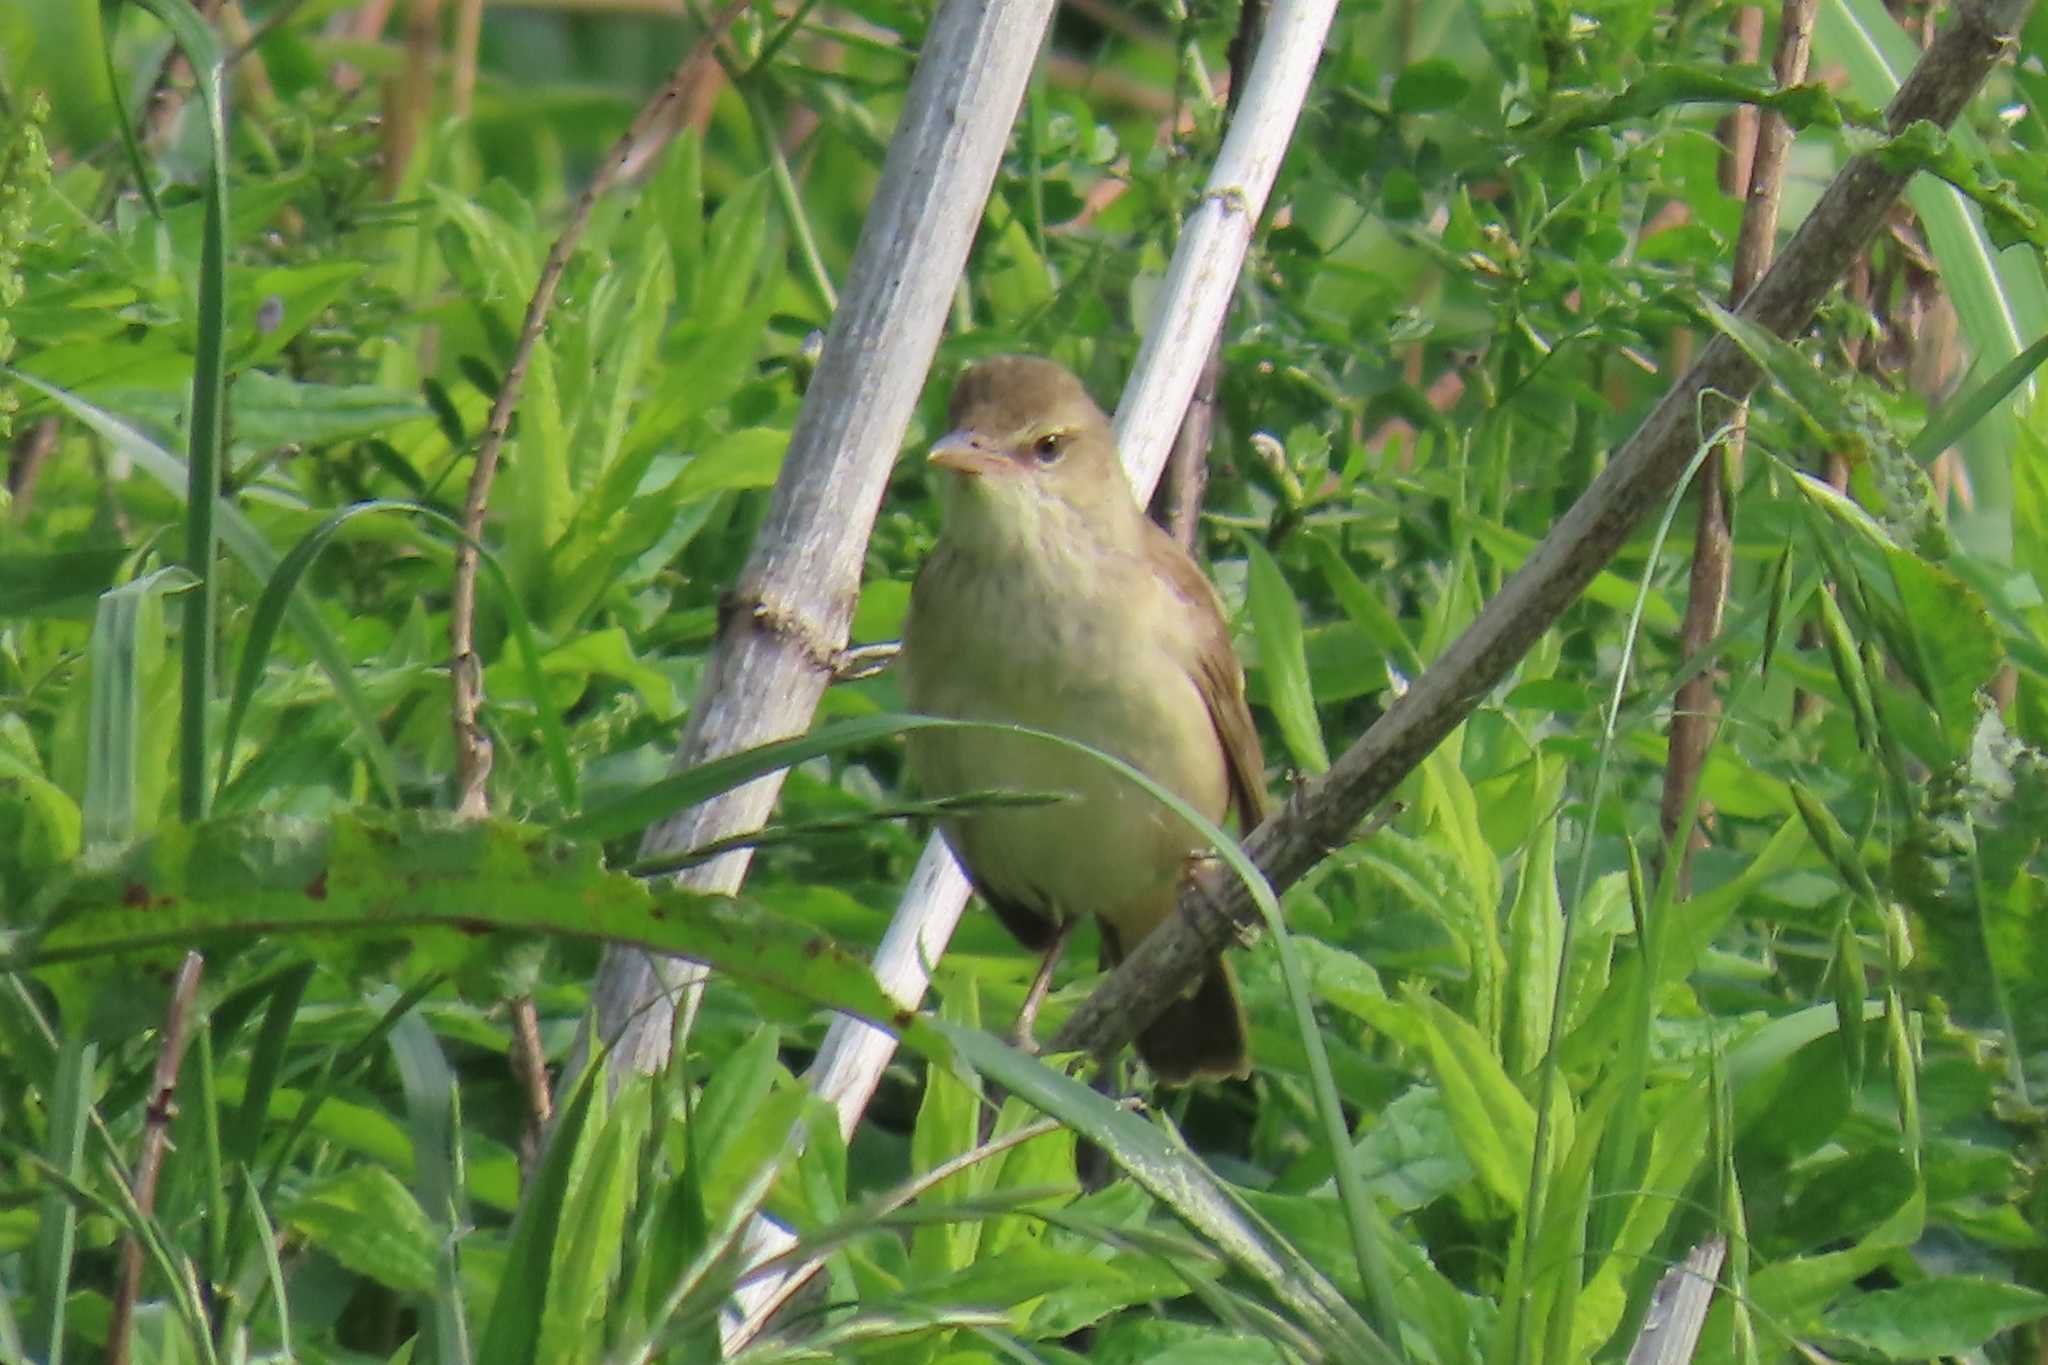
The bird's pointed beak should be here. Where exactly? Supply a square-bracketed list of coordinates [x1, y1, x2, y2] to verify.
[928, 429, 1007, 477]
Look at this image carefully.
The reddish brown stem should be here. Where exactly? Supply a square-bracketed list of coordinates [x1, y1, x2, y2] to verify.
[1146, 0, 1263, 549]
[106, 953, 205, 1365]
[1660, 0, 1816, 886]
[510, 995, 552, 1177]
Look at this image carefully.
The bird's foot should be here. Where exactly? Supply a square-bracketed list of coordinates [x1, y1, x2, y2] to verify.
[1010, 918, 1075, 1052]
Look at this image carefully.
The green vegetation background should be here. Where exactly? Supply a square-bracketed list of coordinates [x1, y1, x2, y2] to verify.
[4, 0, 2048, 1359]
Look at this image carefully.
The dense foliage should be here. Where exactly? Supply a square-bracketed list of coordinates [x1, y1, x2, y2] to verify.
[4, 0, 2048, 1359]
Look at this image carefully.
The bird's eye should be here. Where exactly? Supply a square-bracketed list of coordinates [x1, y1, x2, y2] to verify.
[1031, 432, 1065, 464]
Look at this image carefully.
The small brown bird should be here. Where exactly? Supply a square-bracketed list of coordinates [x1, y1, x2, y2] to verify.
[902, 355, 1266, 1083]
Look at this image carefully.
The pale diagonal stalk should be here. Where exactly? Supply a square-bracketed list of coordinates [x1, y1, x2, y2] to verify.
[722, 0, 1347, 1343]
[583, 0, 1062, 1080]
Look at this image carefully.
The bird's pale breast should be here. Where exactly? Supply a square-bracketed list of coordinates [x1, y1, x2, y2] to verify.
[904, 532, 1229, 931]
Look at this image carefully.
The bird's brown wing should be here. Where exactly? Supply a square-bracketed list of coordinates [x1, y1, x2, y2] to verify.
[1147, 523, 1268, 829]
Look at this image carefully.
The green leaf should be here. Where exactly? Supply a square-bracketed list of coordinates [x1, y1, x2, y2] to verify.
[0, 720, 82, 869]
[216, 498, 572, 812]
[85, 565, 196, 851]
[697, 174, 774, 323]
[474, 1060, 599, 1365]
[1792, 469, 2002, 752]
[26, 813, 903, 1033]
[492, 626, 677, 718]
[1306, 534, 1424, 682]
[133, 0, 231, 825]
[928, 1020, 1391, 1363]
[1501, 766, 1564, 1077]
[224, 370, 429, 449]
[0, 548, 130, 615]
[1390, 58, 1471, 114]
[281, 1166, 440, 1295]
[1407, 990, 1535, 1209]
[1700, 298, 1874, 457]
[669, 426, 790, 503]
[1815, 0, 2048, 554]
[1821, 1277, 2048, 1359]
[1461, 514, 1681, 632]
[1240, 536, 1328, 773]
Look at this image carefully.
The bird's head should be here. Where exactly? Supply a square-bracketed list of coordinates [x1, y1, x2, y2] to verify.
[926, 356, 1140, 549]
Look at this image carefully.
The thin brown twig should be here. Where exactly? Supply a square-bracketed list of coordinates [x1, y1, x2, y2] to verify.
[8, 417, 58, 521]
[1152, 347, 1219, 546]
[1659, 4, 1763, 881]
[444, 2, 747, 1129]
[379, 0, 444, 196]
[1660, 0, 1815, 886]
[106, 952, 206, 1365]
[451, 0, 485, 118]
[446, 0, 748, 820]
[1147, 0, 1264, 547]
[509, 995, 552, 1178]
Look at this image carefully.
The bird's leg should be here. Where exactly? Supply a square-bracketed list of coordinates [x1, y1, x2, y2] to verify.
[1011, 918, 1076, 1052]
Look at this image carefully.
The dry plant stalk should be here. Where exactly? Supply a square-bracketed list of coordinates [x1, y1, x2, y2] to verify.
[723, 0, 1340, 1340]
[581, 0, 1065, 1081]
[1661, 0, 1818, 884]
[1051, 0, 2034, 1067]
[1624, 1238, 1729, 1364]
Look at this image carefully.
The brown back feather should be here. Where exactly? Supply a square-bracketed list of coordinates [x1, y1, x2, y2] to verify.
[1144, 520, 1268, 830]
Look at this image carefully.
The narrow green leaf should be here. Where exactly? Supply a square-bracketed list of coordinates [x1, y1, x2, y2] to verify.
[1460, 514, 1683, 632]
[1819, 0, 2048, 554]
[85, 566, 196, 852]
[1241, 535, 1329, 773]
[135, 0, 230, 824]
[1811, 586, 1878, 753]
[8, 371, 406, 804]
[1831, 912, 1868, 1090]
[1760, 541, 1794, 680]
[669, 426, 790, 503]
[1307, 534, 1424, 681]
[475, 1061, 599, 1365]
[1909, 329, 2048, 463]
[25, 1035, 92, 1362]
[930, 1021, 1391, 1364]
[560, 712, 936, 842]
[1501, 777, 1564, 1078]
[1408, 991, 1535, 1209]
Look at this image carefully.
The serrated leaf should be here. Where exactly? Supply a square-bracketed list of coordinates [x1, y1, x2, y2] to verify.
[282, 1166, 439, 1295]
